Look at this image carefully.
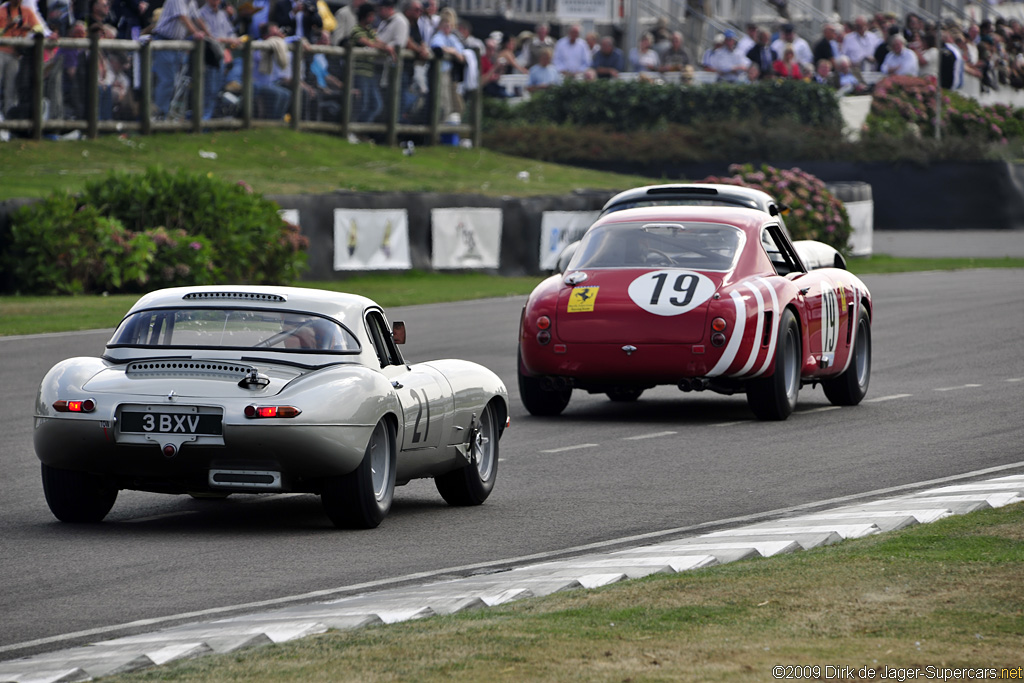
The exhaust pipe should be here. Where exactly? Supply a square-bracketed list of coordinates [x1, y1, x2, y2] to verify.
[678, 379, 692, 392]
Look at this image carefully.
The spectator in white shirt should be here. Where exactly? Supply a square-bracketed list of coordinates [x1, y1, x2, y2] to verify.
[707, 29, 750, 82]
[880, 34, 919, 75]
[552, 23, 592, 78]
[771, 23, 813, 68]
[842, 15, 881, 71]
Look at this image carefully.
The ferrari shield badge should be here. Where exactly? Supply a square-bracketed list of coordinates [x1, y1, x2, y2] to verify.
[567, 286, 599, 312]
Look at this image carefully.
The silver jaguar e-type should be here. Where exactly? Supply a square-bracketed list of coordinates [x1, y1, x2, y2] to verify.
[34, 286, 509, 528]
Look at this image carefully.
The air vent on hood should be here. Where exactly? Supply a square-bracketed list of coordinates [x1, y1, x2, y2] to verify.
[182, 291, 287, 302]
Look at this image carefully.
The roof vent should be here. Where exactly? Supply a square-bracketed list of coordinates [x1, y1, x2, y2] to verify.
[182, 292, 287, 302]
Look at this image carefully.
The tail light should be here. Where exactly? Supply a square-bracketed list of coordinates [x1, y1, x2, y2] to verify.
[53, 399, 96, 413]
[245, 405, 302, 419]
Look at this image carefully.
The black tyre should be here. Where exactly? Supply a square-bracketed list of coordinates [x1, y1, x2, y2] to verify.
[41, 463, 118, 523]
[606, 388, 644, 402]
[436, 401, 499, 506]
[747, 308, 801, 421]
[518, 348, 571, 416]
[823, 308, 871, 406]
[321, 418, 397, 529]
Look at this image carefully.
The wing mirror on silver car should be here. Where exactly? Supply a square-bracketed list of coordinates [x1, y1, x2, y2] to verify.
[392, 321, 406, 345]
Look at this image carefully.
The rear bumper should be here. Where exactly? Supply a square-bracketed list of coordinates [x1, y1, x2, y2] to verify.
[34, 416, 372, 493]
[521, 341, 722, 384]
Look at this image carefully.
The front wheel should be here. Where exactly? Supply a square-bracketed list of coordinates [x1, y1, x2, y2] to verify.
[747, 308, 801, 421]
[823, 308, 871, 406]
[321, 418, 397, 529]
[435, 401, 499, 506]
[41, 463, 118, 523]
[518, 348, 571, 416]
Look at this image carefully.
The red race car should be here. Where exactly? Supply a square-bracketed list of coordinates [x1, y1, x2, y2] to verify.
[518, 201, 872, 420]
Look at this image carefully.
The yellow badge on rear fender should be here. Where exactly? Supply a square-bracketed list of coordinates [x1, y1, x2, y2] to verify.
[568, 286, 599, 312]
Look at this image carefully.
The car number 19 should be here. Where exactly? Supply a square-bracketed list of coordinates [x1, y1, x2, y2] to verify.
[627, 270, 716, 317]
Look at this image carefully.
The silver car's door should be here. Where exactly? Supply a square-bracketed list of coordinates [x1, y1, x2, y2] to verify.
[364, 308, 448, 452]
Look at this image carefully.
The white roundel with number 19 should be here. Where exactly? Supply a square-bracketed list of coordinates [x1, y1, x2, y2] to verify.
[627, 270, 717, 317]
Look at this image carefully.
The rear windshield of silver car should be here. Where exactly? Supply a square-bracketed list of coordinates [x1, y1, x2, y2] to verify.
[108, 308, 361, 353]
[568, 222, 743, 271]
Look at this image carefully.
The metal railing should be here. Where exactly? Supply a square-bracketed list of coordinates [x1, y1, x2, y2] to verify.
[0, 34, 481, 146]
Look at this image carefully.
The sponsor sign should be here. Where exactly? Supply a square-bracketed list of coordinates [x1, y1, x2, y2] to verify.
[556, 0, 611, 20]
[431, 208, 502, 269]
[539, 211, 599, 271]
[333, 209, 412, 271]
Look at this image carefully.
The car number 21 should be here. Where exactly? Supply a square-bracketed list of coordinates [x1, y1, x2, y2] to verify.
[627, 270, 716, 317]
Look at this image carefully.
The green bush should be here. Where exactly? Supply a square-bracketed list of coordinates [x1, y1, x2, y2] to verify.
[3, 168, 307, 295]
[699, 164, 853, 254]
[496, 79, 843, 131]
[81, 167, 307, 284]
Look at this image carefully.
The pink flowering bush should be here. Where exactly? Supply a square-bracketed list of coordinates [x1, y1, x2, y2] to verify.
[700, 164, 852, 254]
[866, 76, 1024, 144]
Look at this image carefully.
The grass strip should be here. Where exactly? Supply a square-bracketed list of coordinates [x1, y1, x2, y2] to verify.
[0, 129, 649, 200]
[101, 502, 1024, 683]
[0, 272, 545, 336]
[3, 260, 1023, 337]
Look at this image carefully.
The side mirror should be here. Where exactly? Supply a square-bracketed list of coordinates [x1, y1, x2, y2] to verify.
[391, 321, 406, 345]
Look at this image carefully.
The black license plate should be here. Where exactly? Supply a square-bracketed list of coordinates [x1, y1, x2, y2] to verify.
[120, 411, 223, 436]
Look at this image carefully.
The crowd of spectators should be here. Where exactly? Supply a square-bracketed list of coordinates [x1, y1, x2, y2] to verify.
[4, 0, 1024, 129]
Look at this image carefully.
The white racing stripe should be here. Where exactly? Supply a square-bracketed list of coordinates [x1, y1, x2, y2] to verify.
[730, 282, 765, 378]
[751, 277, 779, 378]
[707, 291, 746, 377]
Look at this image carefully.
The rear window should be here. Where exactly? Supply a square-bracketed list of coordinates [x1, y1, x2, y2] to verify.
[109, 308, 360, 353]
[602, 196, 760, 214]
[568, 222, 743, 271]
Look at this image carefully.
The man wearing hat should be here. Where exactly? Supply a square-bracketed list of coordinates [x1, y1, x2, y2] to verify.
[771, 22, 812, 68]
[706, 29, 750, 82]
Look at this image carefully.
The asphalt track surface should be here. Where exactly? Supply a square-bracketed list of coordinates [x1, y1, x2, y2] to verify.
[1, 268, 1022, 659]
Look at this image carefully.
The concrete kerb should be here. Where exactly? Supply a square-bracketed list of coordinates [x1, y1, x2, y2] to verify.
[1, 473, 1022, 683]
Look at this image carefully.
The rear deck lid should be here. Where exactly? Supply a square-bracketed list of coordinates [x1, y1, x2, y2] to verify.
[555, 268, 724, 344]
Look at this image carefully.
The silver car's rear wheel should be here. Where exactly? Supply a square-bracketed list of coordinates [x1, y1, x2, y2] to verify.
[321, 418, 397, 529]
[436, 401, 500, 506]
[41, 464, 118, 523]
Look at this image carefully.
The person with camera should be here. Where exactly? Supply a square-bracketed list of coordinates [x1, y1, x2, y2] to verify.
[0, 0, 41, 118]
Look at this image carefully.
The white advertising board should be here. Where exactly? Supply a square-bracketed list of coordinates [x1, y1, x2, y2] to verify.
[556, 0, 611, 20]
[430, 208, 503, 269]
[539, 210, 599, 271]
[333, 209, 412, 271]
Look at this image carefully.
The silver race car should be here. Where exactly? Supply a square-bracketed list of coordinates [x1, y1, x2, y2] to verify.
[34, 286, 509, 528]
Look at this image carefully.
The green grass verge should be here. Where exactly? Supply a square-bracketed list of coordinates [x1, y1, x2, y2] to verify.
[99, 502, 1024, 683]
[0, 272, 545, 336]
[849, 254, 1024, 273]
[4, 260, 1023, 337]
[0, 129, 652, 200]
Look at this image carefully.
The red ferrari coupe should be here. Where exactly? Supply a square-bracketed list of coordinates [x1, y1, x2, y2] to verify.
[518, 204, 872, 420]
